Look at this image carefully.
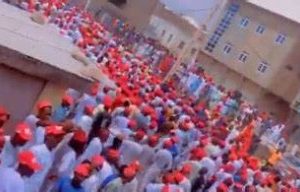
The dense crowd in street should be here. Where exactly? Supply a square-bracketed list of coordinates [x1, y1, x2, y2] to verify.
[0, 0, 300, 191]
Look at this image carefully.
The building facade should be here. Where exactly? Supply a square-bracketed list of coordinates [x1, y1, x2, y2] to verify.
[198, 0, 300, 121]
[145, 5, 201, 61]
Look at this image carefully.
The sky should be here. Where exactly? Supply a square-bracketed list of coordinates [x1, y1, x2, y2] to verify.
[161, 0, 220, 24]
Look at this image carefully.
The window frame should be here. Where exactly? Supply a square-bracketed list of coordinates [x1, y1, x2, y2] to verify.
[238, 51, 249, 63]
[256, 25, 265, 34]
[275, 33, 286, 44]
[223, 43, 232, 54]
[240, 17, 250, 28]
[257, 61, 269, 73]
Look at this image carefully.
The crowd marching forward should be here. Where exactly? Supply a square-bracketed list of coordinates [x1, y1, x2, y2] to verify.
[0, 0, 300, 192]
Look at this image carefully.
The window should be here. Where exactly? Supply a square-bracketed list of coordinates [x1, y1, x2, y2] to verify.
[240, 17, 249, 28]
[223, 43, 232, 54]
[161, 30, 166, 37]
[257, 62, 269, 73]
[256, 25, 265, 34]
[238, 51, 248, 63]
[167, 34, 173, 43]
[275, 33, 286, 44]
[178, 41, 186, 49]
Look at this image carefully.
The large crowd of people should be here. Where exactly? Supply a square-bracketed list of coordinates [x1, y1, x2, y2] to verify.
[0, 0, 300, 191]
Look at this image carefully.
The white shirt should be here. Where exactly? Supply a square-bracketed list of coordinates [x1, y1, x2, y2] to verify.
[119, 140, 143, 165]
[77, 115, 93, 135]
[25, 115, 39, 131]
[0, 136, 20, 167]
[139, 145, 156, 170]
[57, 146, 77, 177]
[178, 178, 191, 192]
[77, 137, 102, 164]
[154, 149, 173, 170]
[199, 157, 217, 178]
[121, 178, 138, 192]
[29, 144, 54, 192]
[0, 166, 25, 192]
[83, 161, 114, 192]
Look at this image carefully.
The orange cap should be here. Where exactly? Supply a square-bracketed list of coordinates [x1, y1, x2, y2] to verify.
[18, 151, 41, 171]
[74, 163, 91, 177]
[73, 130, 87, 143]
[129, 160, 141, 172]
[15, 123, 32, 141]
[37, 100, 52, 111]
[45, 125, 65, 136]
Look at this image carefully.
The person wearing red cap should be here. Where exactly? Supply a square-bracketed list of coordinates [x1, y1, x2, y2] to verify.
[28, 125, 65, 192]
[138, 135, 160, 172]
[25, 100, 53, 130]
[57, 130, 87, 177]
[0, 122, 32, 167]
[0, 150, 41, 192]
[82, 154, 113, 192]
[77, 105, 94, 135]
[52, 95, 74, 123]
[73, 82, 99, 124]
[119, 137, 143, 165]
[55, 163, 91, 192]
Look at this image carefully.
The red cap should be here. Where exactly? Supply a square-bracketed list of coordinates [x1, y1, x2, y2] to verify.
[174, 171, 184, 183]
[190, 147, 206, 160]
[84, 105, 94, 116]
[134, 130, 145, 141]
[106, 149, 120, 162]
[148, 135, 159, 147]
[37, 100, 52, 110]
[90, 82, 100, 96]
[62, 95, 74, 105]
[163, 173, 175, 184]
[163, 139, 173, 149]
[103, 96, 113, 108]
[73, 130, 87, 143]
[74, 163, 91, 177]
[15, 123, 32, 141]
[128, 119, 137, 129]
[129, 160, 141, 172]
[18, 151, 41, 171]
[142, 106, 153, 115]
[181, 163, 192, 175]
[45, 125, 65, 136]
[222, 163, 235, 173]
[91, 155, 104, 167]
[123, 166, 136, 179]
[149, 121, 157, 130]
[217, 183, 228, 192]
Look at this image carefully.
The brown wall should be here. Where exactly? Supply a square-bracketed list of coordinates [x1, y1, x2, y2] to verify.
[0, 64, 45, 134]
